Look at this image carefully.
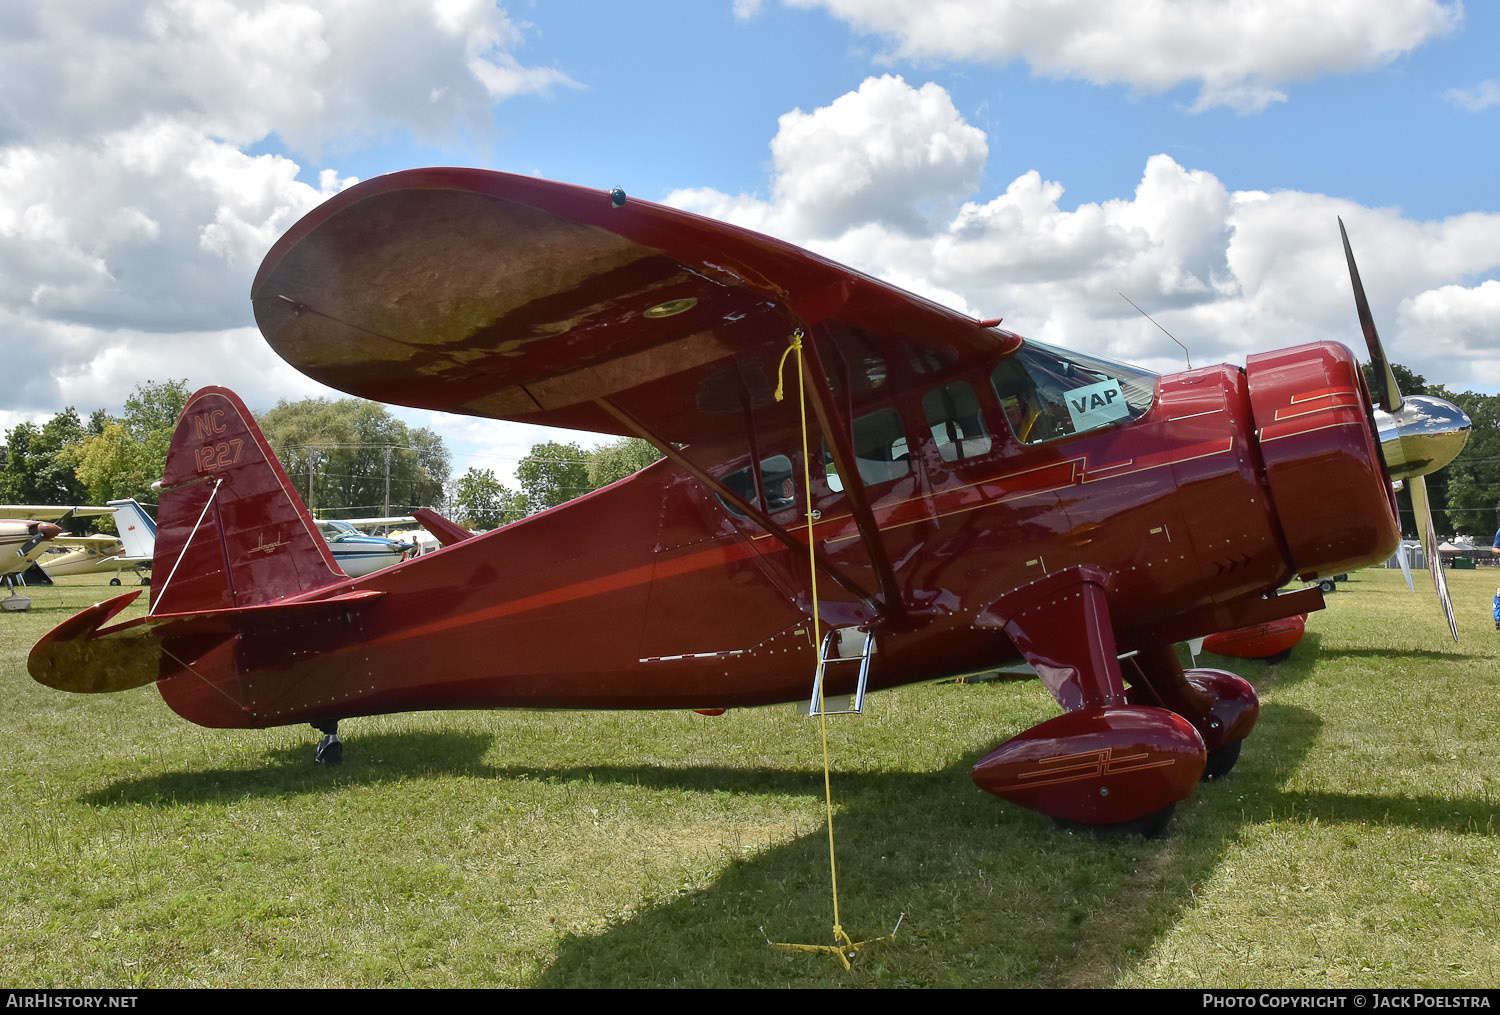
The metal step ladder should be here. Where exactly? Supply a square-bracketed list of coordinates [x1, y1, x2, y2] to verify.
[805, 627, 875, 716]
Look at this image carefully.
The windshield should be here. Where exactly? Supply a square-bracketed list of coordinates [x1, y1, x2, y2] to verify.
[991, 340, 1157, 444]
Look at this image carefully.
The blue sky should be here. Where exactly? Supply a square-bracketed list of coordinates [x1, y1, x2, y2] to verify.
[2, 1, 1496, 486]
[303, 2, 1500, 220]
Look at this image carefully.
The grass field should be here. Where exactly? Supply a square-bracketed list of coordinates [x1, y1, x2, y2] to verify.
[2, 568, 1497, 988]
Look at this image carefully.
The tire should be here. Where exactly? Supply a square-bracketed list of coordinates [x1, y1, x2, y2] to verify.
[1202, 739, 1243, 781]
[1055, 803, 1176, 839]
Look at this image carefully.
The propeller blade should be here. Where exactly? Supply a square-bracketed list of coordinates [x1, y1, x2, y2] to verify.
[1339, 217, 1402, 414]
[1397, 539, 1414, 592]
[1410, 473, 1458, 642]
[17, 521, 62, 558]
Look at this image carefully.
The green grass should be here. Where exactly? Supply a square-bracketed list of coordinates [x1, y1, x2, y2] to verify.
[2, 569, 1498, 987]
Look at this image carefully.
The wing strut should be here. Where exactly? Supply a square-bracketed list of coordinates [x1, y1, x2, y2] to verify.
[592, 396, 880, 610]
[798, 328, 910, 626]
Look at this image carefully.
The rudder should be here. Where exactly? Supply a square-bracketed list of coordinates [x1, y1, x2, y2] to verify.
[151, 386, 344, 614]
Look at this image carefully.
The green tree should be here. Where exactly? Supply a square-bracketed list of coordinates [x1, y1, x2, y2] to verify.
[1438, 389, 1500, 541]
[515, 441, 591, 515]
[451, 468, 526, 530]
[65, 379, 192, 510]
[585, 437, 664, 490]
[1, 408, 90, 514]
[258, 397, 450, 516]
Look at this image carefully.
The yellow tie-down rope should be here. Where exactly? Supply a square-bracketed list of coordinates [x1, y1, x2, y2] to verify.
[765, 330, 901, 970]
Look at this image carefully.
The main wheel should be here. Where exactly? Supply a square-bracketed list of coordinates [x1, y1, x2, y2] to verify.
[1056, 803, 1176, 839]
[1201, 739, 1243, 781]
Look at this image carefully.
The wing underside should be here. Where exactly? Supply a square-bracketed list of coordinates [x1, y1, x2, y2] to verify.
[252, 168, 1017, 442]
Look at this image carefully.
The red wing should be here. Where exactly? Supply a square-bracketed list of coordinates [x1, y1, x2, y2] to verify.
[252, 168, 1018, 442]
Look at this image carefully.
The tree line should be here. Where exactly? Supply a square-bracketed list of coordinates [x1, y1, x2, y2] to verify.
[12, 366, 1489, 540]
[0, 379, 664, 533]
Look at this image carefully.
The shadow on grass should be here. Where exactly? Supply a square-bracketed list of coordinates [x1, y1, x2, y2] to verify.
[71, 647, 1492, 986]
[504, 701, 1327, 987]
[78, 730, 497, 807]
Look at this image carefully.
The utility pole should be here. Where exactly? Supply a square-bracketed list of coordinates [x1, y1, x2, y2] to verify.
[383, 445, 392, 516]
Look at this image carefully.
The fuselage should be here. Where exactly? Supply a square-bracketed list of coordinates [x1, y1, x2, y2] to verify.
[154, 336, 1398, 730]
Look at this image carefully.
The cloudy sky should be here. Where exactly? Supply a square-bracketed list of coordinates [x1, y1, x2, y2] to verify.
[2, 0, 1496, 483]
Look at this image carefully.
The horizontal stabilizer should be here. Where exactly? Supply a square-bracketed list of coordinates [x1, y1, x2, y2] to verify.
[28, 589, 384, 694]
[412, 507, 475, 547]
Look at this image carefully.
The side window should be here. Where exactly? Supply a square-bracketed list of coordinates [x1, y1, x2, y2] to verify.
[824, 408, 911, 493]
[717, 454, 796, 516]
[922, 382, 992, 462]
[991, 342, 1156, 445]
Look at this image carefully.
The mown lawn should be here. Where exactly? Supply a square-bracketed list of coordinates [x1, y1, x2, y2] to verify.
[1, 568, 1496, 987]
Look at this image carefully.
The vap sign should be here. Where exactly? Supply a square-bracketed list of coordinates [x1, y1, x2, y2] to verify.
[1064, 379, 1130, 432]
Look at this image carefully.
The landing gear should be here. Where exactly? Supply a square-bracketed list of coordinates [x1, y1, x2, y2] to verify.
[1125, 643, 1259, 766]
[970, 567, 1208, 828]
[109, 578, 121, 586]
[0, 576, 31, 613]
[1056, 803, 1177, 839]
[312, 719, 343, 765]
[1201, 739, 1243, 781]
[969, 567, 1262, 831]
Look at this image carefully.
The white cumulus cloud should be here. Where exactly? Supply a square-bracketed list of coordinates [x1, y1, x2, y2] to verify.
[0, 1, 574, 421]
[1445, 78, 1500, 112]
[669, 76, 1500, 385]
[784, 0, 1460, 113]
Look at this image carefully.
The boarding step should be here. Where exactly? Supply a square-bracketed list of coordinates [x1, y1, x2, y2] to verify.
[802, 626, 875, 716]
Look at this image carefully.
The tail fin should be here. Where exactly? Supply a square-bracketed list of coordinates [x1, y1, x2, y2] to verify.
[106, 498, 157, 559]
[151, 386, 344, 614]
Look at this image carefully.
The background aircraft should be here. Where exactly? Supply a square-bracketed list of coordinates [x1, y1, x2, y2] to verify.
[313, 517, 415, 576]
[29, 170, 1470, 833]
[2, 505, 117, 611]
[37, 498, 158, 586]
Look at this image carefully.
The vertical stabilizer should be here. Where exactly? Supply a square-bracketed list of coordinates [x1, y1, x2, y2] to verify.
[107, 498, 157, 559]
[151, 387, 344, 614]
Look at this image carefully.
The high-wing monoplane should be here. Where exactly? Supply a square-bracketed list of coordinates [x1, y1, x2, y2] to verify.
[29, 169, 1472, 832]
[39, 499, 158, 586]
[2, 505, 116, 611]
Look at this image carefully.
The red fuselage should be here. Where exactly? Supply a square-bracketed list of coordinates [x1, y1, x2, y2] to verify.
[153, 339, 1396, 730]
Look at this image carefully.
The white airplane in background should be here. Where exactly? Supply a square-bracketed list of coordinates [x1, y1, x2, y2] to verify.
[40, 499, 158, 586]
[1, 505, 116, 611]
[313, 516, 417, 577]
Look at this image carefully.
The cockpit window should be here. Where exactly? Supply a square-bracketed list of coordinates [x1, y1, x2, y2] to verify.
[922, 382, 992, 462]
[991, 341, 1156, 444]
[717, 454, 796, 517]
[824, 408, 911, 493]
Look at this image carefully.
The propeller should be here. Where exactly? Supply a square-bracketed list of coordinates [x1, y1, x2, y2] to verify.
[1339, 219, 1469, 641]
[17, 520, 62, 558]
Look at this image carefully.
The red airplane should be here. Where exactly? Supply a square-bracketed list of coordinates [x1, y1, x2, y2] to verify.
[29, 169, 1472, 834]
